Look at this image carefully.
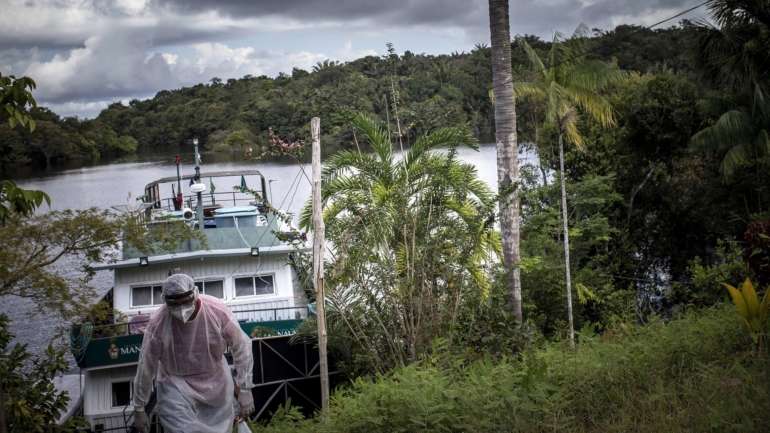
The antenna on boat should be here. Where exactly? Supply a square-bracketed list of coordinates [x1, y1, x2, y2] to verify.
[174, 154, 183, 211]
[192, 137, 206, 230]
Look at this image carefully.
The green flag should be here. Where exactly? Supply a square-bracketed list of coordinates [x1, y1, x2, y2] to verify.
[239, 175, 248, 192]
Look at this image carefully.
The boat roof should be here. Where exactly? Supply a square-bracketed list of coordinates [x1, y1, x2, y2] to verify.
[215, 206, 258, 215]
[92, 245, 303, 270]
[144, 169, 264, 190]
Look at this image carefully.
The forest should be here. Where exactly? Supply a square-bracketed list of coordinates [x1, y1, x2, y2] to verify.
[2, 23, 702, 174]
[1, 0, 770, 431]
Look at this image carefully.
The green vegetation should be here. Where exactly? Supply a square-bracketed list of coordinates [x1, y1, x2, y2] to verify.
[0, 315, 86, 433]
[299, 113, 498, 373]
[254, 2, 770, 430]
[0, 23, 705, 175]
[253, 307, 768, 433]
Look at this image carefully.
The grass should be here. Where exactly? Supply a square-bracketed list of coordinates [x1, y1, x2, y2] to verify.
[251, 306, 769, 433]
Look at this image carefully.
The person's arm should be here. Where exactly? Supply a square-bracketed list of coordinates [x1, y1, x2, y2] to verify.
[223, 313, 254, 390]
[133, 327, 161, 412]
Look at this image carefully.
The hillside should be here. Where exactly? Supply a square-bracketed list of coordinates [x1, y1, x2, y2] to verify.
[0, 23, 703, 176]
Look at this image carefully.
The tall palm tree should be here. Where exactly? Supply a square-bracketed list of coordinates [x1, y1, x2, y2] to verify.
[488, 0, 523, 322]
[301, 113, 500, 368]
[517, 36, 622, 347]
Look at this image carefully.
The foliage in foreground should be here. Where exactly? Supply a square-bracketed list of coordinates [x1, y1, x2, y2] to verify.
[0, 315, 85, 433]
[253, 307, 768, 433]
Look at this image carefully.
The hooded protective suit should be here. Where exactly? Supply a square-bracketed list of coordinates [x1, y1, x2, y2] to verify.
[133, 274, 254, 433]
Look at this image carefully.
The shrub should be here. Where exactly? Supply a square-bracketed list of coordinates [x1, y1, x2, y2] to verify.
[251, 307, 768, 433]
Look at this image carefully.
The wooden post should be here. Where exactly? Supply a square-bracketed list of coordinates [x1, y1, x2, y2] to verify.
[311, 117, 330, 410]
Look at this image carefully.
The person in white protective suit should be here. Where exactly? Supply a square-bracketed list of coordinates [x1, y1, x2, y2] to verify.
[132, 274, 255, 433]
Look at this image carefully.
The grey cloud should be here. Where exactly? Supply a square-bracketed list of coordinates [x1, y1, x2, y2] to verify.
[581, 0, 694, 22]
[24, 31, 179, 103]
[155, 0, 485, 27]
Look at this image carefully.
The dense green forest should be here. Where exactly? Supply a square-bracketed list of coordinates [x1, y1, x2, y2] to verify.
[1, 23, 702, 175]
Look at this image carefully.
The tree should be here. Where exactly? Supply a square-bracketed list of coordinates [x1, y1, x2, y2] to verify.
[300, 113, 499, 372]
[0, 74, 50, 221]
[517, 36, 622, 346]
[0, 209, 121, 318]
[691, 0, 770, 181]
[0, 315, 84, 433]
[0, 73, 36, 131]
[488, 0, 523, 322]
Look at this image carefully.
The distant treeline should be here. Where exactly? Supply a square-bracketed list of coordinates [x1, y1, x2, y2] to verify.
[0, 23, 703, 175]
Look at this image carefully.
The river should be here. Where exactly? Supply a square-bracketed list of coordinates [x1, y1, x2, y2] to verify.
[5, 143, 533, 366]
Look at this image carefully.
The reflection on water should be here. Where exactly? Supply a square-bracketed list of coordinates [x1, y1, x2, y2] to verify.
[6, 144, 534, 366]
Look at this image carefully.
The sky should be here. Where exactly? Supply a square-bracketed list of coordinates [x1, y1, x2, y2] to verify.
[0, 0, 709, 118]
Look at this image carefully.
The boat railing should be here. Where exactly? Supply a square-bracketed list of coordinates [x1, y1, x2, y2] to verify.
[150, 191, 263, 213]
[76, 306, 309, 340]
[76, 413, 163, 433]
[231, 305, 308, 323]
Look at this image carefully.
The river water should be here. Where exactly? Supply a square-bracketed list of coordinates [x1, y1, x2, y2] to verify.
[5, 144, 532, 366]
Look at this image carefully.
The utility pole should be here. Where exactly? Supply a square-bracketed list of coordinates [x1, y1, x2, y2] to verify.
[311, 117, 330, 410]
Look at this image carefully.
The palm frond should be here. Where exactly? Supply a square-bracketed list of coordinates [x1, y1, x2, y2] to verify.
[563, 119, 585, 149]
[566, 60, 626, 92]
[563, 86, 616, 128]
[690, 110, 754, 153]
[350, 112, 392, 163]
[405, 127, 477, 169]
[515, 82, 546, 101]
[322, 150, 381, 179]
[721, 142, 751, 179]
[519, 39, 546, 78]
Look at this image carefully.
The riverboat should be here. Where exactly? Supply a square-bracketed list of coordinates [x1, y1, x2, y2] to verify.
[69, 146, 321, 432]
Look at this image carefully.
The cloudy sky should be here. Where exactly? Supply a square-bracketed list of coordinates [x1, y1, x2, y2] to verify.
[0, 0, 708, 118]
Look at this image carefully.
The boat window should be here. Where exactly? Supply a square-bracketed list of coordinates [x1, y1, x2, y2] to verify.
[234, 275, 274, 297]
[235, 277, 254, 297]
[152, 286, 164, 305]
[217, 216, 235, 228]
[131, 284, 163, 307]
[195, 280, 224, 299]
[255, 275, 274, 295]
[237, 215, 257, 227]
[111, 381, 132, 407]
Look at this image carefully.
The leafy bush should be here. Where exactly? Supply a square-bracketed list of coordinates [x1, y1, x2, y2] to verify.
[251, 307, 768, 433]
[671, 239, 749, 308]
[0, 314, 86, 432]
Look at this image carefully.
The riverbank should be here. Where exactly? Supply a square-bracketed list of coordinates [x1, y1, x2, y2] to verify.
[252, 307, 768, 433]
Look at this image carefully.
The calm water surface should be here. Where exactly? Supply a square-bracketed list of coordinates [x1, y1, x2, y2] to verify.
[6, 144, 532, 365]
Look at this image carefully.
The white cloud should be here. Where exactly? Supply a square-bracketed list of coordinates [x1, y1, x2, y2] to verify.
[336, 41, 379, 61]
[161, 53, 178, 65]
[174, 42, 327, 81]
[43, 99, 114, 119]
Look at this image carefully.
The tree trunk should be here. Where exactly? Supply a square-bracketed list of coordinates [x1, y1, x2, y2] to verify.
[0, 387, 6, 433]
[488, 0, 522, 322]
[558, 134, 576, 348]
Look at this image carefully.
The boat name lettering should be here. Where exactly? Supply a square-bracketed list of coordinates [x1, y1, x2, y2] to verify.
[119, 344, 142, 356]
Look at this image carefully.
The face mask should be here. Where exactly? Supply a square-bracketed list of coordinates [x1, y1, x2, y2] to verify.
[169, 303, 195, 323]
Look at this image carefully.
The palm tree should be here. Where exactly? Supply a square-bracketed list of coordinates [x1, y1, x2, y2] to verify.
[691, 0, 770, 181]
[517, 36, 622, 347]
[301, 113, 500, 368]
[488, 0, 523, 322]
